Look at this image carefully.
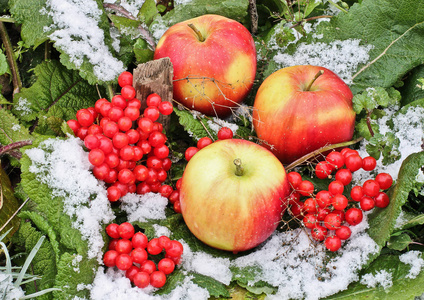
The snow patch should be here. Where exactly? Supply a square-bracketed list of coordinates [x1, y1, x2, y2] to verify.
[120, 192, 168, 223]
[399, 250, 424, 279]
[360, 269, 393, 289]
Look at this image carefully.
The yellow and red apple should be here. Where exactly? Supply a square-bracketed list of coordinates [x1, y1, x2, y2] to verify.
[154, 14, 257, 117]
[179, 139, 289, 253]
[253, 65, 355, 164]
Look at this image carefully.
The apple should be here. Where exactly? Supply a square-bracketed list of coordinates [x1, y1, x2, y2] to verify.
[154, 14, 257, 117]
[252, 65, 355, 164]
[179, 139, 290, 253]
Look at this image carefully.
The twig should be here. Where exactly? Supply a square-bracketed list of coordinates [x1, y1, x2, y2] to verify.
[0, 140, 33, 158]
[285, 137, 364, 171]
[0, 21, 22, 94]
[289, 15, 333, 29]
[248, 0, 258, 35]
[103, 3, 156, 50]
[0, 198, 30, 233]
[366, 110, 375, 137]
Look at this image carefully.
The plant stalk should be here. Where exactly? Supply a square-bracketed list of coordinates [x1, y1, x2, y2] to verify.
[366, 110, 375, 137]
[233, 158, 244, 176]
[0, 21, 22, 94]
[0, 140, 33, 158]
[305, 70, 324, 91]
[187, 24, 205, 42]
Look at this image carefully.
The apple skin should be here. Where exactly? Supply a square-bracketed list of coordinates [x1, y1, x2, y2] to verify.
[154, 14, 257, 117]
[179, 139, 290, 253]
[253, 65, 355, 164]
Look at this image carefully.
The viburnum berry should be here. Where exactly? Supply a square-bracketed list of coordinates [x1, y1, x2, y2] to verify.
[287, 172, 303, 190]
[124, 106, 140, 121]
[374, 191, 390, 208]
[133, 271, 150, 288]
[345, 154, 363, 172]
[84, 134, 100, 150]
[95, 98, 109, 113]
[311, 225, 328, 241]
[137, 117, 154, 133]
[360, 196, 375, 211]
[375, 173, 393, 190]
[115, 239, 133, 254]
[133, 165, 148, 181]
[147, 238, 163, 255]
[125, 265, 140, 282]
[332, 194, 348, 211]
[144, 106, 160, 122]
[118, 71, 133, 88]
[325, 235, 341, 252]
[342, 148, 359, 158]
[158, 101, 173, 115]
[120, 145, 135, 161]
[140, 260, 157, 274]
[217, 127, 233, 140]
[328, 180, 344, 195]
[174, 200, 182, 214]
[147, 156, 163, 169]
[106, 223, 120, 239]
[148, 131, 167, 147]
[303, 213, 318, 229]
[76, 108, 95, 127]
[315, 161, 333, 179]
[150, 270, 167, 288]
[111, 95, 127, 109]
[316, 207, 331, 221]
[146, 93, 162, 107]
[136, 182, 151, 195]
[87, 124, 103, 135]
[326, 151, 345, 169]
[362, 156, 377, 171]
[316, 190, 332, 208]
[297, 180, 314, 196]
[88, 149, 105, 166]
[92, 163, 110, 180]
[303, 197, 317, 214]
[121, 85, 136, 100]
[324, 213, 342, 230]
[115, 253, 133, 270]
[117, 116, 133, 132]
[118, 168, 135, 185]
[67, 119, 81, 133]
[118, 222, 135, 239]
[103, 250, 119, 267]
[335, 225, 352, 240]
[168, 190, 180, 204]
[127, 98, 141, 109]
[130, 247, 148, 264]
[132, 232, 149, 249]
[159, 184, 173, 198]
[185, 147, 199, 161]
[158, 236, 172, 250]
[107, 186, 121, 202]
[99, 102, 113, 117]
[153, 144, 170, 159]
[362, 179, 380, 197]
[166, 240, 184, 258]
[335, 168, 352, 186]
[197, 137, 213, 149]
[113, 132, 130, 149]
[345, 207, 363, 226]
[102, 121, 120, 138]
[158, 258, 175, 275]
[108, 239, 119, 251]
[108, 106, 125, 122]
[350, 185, 364, 202]
[289, 200, 304, 218]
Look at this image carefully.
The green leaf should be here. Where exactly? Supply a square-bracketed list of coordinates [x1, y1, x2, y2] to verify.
[9, 0, 53, 48]
[53, 252, 97, 300]
[0, 164, 21, 241]
[138, 0, 158, 26]
[173, 107, 216, 141]
[13, 221, 57, 299]
[320, 0, 424, 89]
[150, 0, 250, 30]
[0, 50, 10, 76]
[133, 38, 154, 64]
[326, 252, 424, 299]
[108, 14, 141, 36]
[367, 152, 424, 255]
[12, 60, 100, 123]
[397, 212, 424, 230]
[0, 108, 32, 146]
[400, 66, 424, 105]
[387, 233, 413, 251]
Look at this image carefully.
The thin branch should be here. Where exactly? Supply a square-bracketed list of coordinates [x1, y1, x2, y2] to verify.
[0, 198, 30, 233]
[289, 15, 333, 29]
[366, 110, 375, 137]
[0, 140, 33, 158]
[103, 3, 156, 50]
[0, 21, 22, 94]
[285, 137, 364, 171]
[248, 0, 258, 35]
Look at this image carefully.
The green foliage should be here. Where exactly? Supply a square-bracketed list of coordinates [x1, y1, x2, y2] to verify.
[0, 165, 21, 241]
[0, 108, 32, 145]
[12, 60, 101, 123]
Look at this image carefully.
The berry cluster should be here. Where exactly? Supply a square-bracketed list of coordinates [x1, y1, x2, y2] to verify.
[287, 148, 393, 252]
[103, 222, 183, 289]
[184, 126, 234, 162]
[67, 71, 176, 202]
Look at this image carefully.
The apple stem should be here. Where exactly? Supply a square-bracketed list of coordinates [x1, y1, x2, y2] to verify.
[233, 158, 244, 176]
[187, 23, 205, 42]
[305, 70, 324, 91]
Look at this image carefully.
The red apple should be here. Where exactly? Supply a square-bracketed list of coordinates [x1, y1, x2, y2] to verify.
[154, 14, 257, 117]
[179, 139, 290, 253]
[253, 65, 355, 164]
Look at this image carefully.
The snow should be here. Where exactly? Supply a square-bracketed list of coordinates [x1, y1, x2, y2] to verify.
[207, 117, 239, 137]
[14, 97, 32, 116]
[353, 105, 424, 184]
[119, 192, 168, 223]
[399, 250, 424, 279]
[25, 136, 115, 262]
[43, 0, 125, 82]
[273, 39, 373, 84]
[360, 269, 393, 289]
[104, 0, 146, 18]
[0, 274, 25, 300]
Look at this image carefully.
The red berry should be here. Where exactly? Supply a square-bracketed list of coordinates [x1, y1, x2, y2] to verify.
[303, 198, 317, 214]
[113, 132, 130, 149]
[197, 137, 213, 149]
[84, 134, 100, 150]
[350, 185, 364, 202]
[316, 190, 332, 208]
[374, 191, 390, 208]
[132, 232, 148, 249]
[103, 250, 119, 267]
[362, 156, 377, 171]
[76, 108, 94, 127]
[133, 271, 150, 288]
[88, 149, 105, 166]
[325, 236, 341, 252]
[303, 213, 318, 229]
[106, 223, 120, 239]
[130, 247, 148, 264]
[95, 98, 109, 113]
[144, 106, 160, 122]
[150, 270, 167, 288]
[67, 119, 80, 133]
[121, 85, 136, 100]
[217, 127, 233, 140]
[362, 179, 380, 197]
[118, 71, 133, 87]
[345, 207, 363, 226]
[298, 180, 314, 196]
[311, 225, 328, 241]
[140, 260, 156, 274]
[147, 238, 163, 255]
[328, 180, 344, 195]
[118, 222, 135, 239]
[115, 253, 133, 270]
[146, 93, 162, 107]
[111, 95, 127, 109]
[158, 258, 175, 275]
[332, 194, 348, 211]
[326, 151, 345, 169]
[158, 101, 173, 115]
[315, 161, 334, 179]
[118, 168, 135, 185]
[324, 213, 342, 230]
[335, 225, 351, 240]
[360, 196, 375, 211]
[185, 147, 199, 161]
[107, 186, 121, 202]
[345, 154, 363, 172]
[108, 106, 125, 122]
[166, 240, 184, 258]
[125, 265, 140, 282]
[375, 173, 393, 190]
[148, 131, 167, 147]
[287, 172, 303, 189]
[335, 169, 352, 186]
[168, 190, 180, 204]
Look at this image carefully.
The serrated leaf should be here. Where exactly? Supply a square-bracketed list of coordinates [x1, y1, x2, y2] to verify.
[108, 14, 141, 36]
[34, 115, 67, 137]
[0, 108, 32, 146]
[399, 65, 424, 106]
[9, 0, 53, 48]
[398, 212, 424, 231]
[133, 38, 154, 64]
[0, 164, 21, 241]
[13, 221, 57, 299]
[326, 252, 424, 300]
[53, 252, 97, 300]
[387, 233, 413, 251]
[0, 50, 10, 76]
[367, 152, 424, 256]
[173, 107, 216, 141]
[320, 0, 424, 89]
[138, 0, 158, 26]
[12, 60, 100, 123]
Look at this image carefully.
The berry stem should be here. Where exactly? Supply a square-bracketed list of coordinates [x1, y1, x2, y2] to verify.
[366, 110, 375, 137]
[233, 158, 244, 176]
[285, 137, 364, 171]
[0, 140, 33, 159]
[187, 24, 205, 42]
[305, 70, 324, 91]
